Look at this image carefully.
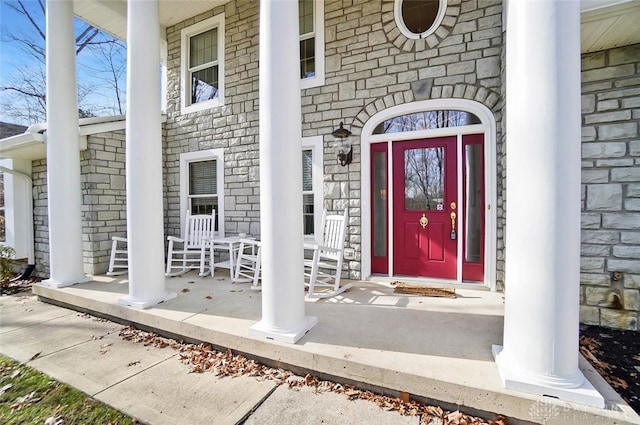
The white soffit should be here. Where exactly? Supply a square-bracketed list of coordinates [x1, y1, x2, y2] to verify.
[73, 0, 230, 40]
[0, 115, 129, 161]
[0, 134, 46, 161]
[581, 0, 640, 53]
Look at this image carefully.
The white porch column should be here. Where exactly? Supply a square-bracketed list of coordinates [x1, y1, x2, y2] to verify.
[249, 0, 317, 343]
[494, 0, 604, 407]
[118, 0, 175, 309]
[43, 0, 88, 287]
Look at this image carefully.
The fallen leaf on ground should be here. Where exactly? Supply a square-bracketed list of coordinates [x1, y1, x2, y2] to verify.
[0, 383, 12, 395]
[120, 325, 509, 425]
[29, 351, 42, 361]
[44, 415, 64, 425]
[11, 390, 37, 409]
[205, 295, 213, 299]
[181, 288, 190, 293]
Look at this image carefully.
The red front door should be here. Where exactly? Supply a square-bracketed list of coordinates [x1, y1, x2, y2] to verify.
[392, 137, 457, 279]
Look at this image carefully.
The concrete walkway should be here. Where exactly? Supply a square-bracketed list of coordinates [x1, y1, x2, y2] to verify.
[0, 293, 423, 425]
[6, 275, 640, 425]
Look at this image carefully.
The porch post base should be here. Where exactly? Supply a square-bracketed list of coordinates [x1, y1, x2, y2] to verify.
[118, 292, 177, 309]
[492, 345, 605, 408]
[249, 315, 318, 344]
[41, 276, 92, 288]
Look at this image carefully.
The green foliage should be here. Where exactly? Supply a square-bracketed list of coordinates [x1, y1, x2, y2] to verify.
[0, 245, 15, 289]
[0, 355, 135, 425]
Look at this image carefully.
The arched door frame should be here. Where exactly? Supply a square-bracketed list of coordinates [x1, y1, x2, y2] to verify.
[360, 99, 497, 290]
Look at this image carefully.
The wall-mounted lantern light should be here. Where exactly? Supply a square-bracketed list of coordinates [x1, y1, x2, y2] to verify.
[332, 122, 353, 166]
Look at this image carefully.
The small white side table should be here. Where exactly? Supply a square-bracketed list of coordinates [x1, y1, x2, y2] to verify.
[205, 235, 255, 277]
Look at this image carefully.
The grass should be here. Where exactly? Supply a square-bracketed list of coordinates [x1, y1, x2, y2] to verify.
[0, 355, 135, 425]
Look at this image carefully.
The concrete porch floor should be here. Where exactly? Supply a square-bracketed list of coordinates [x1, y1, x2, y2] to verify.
[32, 273, 639, 425]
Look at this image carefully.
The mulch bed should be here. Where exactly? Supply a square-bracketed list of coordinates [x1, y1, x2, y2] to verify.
[580, 325, 640, 413]
[0, 277, 40, 295]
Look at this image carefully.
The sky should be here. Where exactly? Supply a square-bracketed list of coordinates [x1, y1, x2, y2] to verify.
[0, 0, 127, 126]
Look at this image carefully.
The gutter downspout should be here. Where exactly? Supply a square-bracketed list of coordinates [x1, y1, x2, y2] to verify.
[0, 166, 35, 278]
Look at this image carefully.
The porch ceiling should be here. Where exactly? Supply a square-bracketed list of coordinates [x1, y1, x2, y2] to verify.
[73, 0, 231, 40]
[74, 0, 640, 54]
[581, 0, 640, 53]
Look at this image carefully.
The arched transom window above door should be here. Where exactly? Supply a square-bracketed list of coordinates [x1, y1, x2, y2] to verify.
[373, 110, 482, 134]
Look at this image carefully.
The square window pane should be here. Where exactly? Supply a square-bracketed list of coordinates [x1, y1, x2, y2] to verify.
[189, 160, 217, 195]
[190, 197, 219, 231]
[190, 28, 218, 67]
[303, 193, 314, 235]
[191, 66, 219, 104]
[404, 147, 445, 211]
[299, 0, 314, 35]
[300, 38, 315, 79]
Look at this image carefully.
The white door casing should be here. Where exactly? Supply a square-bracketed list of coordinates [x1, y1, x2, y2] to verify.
[360, 99, 497, 290]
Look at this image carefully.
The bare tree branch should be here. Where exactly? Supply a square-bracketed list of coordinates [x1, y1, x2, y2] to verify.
[1, 1, 127, 125]
[75, 27, 99, 54]
[15, 0, 45, 41]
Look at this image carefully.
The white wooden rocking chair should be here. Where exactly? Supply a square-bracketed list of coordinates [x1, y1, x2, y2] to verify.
[166, 210, 215, 277]
[304, 210, 353, 298]
[107, 236, 128, 276]
[233, 239, 262, 290]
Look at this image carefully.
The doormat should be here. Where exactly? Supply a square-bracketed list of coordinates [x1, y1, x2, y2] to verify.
[391, 281, 456, 298]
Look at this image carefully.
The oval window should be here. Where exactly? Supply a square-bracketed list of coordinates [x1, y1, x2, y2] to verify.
[394, 0, 446, 40]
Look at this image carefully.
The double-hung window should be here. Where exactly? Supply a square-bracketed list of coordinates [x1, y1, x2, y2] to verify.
[181, 14, 225, 114]
[180, 150, 225, 236]
[299, 0, 325, 89]
[302, 136, 323, 239]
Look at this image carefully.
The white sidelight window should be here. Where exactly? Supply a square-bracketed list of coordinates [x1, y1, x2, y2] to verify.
[179, 149, 225, 236]
[302, 136, 323, 238]
[181, 14, 225, 114]
[299, 0, 324, 89]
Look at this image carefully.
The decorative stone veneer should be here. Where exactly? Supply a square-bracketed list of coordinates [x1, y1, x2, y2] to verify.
[163, 0, 505, 282]
[32, 131, 127, 277]
[580, 43, 640, 330]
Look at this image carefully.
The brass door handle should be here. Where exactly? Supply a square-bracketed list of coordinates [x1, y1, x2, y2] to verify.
[450, 212, 457, 240]
[420, 214, 429, 228]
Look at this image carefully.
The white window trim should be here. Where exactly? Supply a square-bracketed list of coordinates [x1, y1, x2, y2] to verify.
[302, 136, 324, 240]
[393, 0, 447, 40]
[180, 14, 225, 115]
[300, 0, 325, 90]
[179, 149, 225, 237]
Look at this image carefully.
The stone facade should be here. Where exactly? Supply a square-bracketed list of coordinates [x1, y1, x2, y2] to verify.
[580, 43, 640, 330]
[32, 131, 127, 277]
[163, 0, 505, 282]
[25, 2, 640, 331]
